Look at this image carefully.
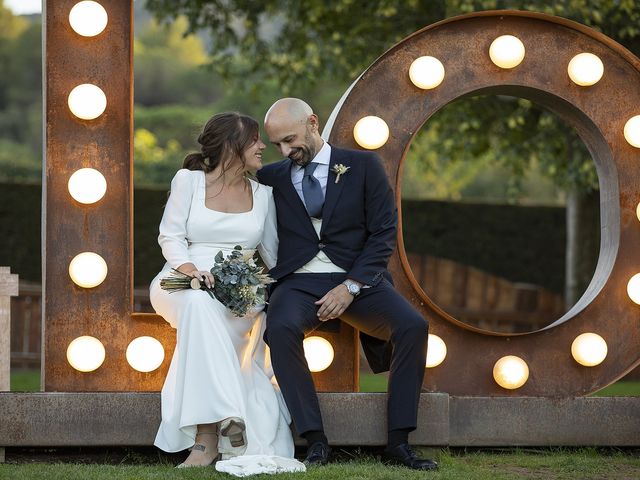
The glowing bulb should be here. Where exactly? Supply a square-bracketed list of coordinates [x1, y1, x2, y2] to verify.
[126, 336, 165, 372]
[68, 84, 107, 120]
[69, 252, 108, 288]
[353, 116, 389, 149]
[627, 273, 640, 304]
[69, 1, 108, 37]
[493, 355, 529, 389]
[409, 56, 445, 90]
[68, 168, 107, 204]
[425, 334, 447, 368]
[636, 202, 640, 222]
[67, 336, 105, 372]
[489, 35, 525, 69]
[568, 53, 604, 86]
[624, 116, 640, 148]
[571, 333, 607, 367]
[303, 336, 334, 372]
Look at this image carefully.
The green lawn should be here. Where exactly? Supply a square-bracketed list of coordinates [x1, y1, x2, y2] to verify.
[10, 369, 640, 396]
[1, 448, 639, 479]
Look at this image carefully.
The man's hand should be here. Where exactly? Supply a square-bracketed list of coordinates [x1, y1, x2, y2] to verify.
[315, 284, 354, 321]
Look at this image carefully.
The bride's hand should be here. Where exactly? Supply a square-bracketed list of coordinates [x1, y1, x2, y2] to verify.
[188, 270, 215, 289]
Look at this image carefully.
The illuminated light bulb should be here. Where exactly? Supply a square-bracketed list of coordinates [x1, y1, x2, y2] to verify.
[353, 116, 390, 150]
[636, 202, 640, 223]
[68, 168, 107, 204]
[571, 333, 607, 367]
[493, 355, 529, 390]
[409, 56, 445, 90]
[624, 116, 640, 148]
[67, 336, 105, 372]
[567, 53, 604, 86]
[425, 334, 447, 368]
[489, 35, 525, 69]
[626, 273, 640, 304]
[69, 1, 108, 37]
[303, 336, 334, 372]
[68, 84, 107, 120]
[126, 336, 165, 373]
[69, 252, 108, 288]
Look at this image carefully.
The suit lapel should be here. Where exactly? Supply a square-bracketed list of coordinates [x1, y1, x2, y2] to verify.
[274, 159, 317, 238]
[320, 146, 349, 235]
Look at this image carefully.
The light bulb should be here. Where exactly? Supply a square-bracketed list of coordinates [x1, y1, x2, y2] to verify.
[568, 53, 604, 86]
[303, 336, 334, 373]
[489, 35, 525, 69]
[69, 252, 108, 288]
[493, 355, 529, 389]
[626, 273, 640, 304]
[126, 336, 165, 372]
[425, 334, 447, 368]
[571, 333, 607, 367]
[68, 84, 107, 120]
[353, 116, 390, 149]
[69, 1, 108, 37]
[409, 56, 445, 90]
[624, 116, 640, 148]
[68, 168, 107, 204]
[67, 336, 105, 372]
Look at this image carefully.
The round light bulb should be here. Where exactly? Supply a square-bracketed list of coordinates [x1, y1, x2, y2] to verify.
[636, 202, 640, 223]
[571, 333, 607, 367]
[493, 355, 529, 390]
[69, 252, 108, 288]
[303, 336, 334, 373]
[68, 84, 107, 120]
[626, 273, 640, 304]
[67, 336, 105, 372]
[489, 35, 526, 69]
[69, 1, 108, 37]
[567, 53, 604, 86]
[126, 336, 165, 372]
[409, 56, 445, 90]
[425, 334, 447, 368]
[68, 168, 107, 204]
[624, 116, 640, 148]
[353, 116, 390, 149]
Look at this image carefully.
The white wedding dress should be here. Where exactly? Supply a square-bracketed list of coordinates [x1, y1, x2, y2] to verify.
[149, 169, 304, 476]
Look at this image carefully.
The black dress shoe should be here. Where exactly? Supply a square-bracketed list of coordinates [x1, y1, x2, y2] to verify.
[382, 443, 438, 470]
[304, 441, 331, 466]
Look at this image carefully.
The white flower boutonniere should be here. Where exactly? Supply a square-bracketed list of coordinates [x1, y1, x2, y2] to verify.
[332, 164, 350, 184]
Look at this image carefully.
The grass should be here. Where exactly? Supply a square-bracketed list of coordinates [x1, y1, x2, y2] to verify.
[1, 447, 640, 479]
[10, 369, 640, 396]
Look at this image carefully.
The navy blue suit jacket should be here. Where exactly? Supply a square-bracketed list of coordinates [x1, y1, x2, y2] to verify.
[257, 145, 397, 372]
[256, 145, 397, 285]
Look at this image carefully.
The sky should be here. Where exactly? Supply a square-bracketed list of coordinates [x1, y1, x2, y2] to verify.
[5, 0, 41, 15]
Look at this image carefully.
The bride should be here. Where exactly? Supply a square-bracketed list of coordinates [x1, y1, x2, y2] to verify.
[149, 112, 304, 475]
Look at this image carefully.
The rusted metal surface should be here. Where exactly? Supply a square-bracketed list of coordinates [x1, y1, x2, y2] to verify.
[327, 11, 640, 396]
[43, 0, 357, 392]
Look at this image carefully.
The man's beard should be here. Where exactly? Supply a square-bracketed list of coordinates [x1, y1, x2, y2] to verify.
[289, 144, 315, 167]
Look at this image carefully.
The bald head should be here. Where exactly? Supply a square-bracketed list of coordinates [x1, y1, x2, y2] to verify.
[265, 98, 314, 126]
[264, 98, 324, 165]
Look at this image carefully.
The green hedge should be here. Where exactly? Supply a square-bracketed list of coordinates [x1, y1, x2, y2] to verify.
[1, 183, 569, 292]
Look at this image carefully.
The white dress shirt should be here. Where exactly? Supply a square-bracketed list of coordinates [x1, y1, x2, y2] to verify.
[290, 142, 345, 274]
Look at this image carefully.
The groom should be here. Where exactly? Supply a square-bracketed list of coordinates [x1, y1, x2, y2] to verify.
[257, 98, 437, 471]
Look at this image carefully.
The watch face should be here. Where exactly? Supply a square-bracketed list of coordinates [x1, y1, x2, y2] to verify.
[348, 283, 359, 294]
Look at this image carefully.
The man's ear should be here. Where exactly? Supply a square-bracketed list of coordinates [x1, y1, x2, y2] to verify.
[307, 114, 320, 132]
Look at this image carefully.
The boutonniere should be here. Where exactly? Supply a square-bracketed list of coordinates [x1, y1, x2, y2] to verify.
[332, 164, 350, 184]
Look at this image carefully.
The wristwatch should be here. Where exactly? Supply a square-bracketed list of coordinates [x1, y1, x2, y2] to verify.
[342, 279, 361, 296]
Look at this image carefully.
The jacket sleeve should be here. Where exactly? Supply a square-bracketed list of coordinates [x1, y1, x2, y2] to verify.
[346, 154, 397, 286]
[257, 187, 279, 270]
[158, 169, 194, 269]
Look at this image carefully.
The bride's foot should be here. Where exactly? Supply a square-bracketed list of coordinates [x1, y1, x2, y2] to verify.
[177, 428, 219, 468]
[219, 417, 246, 448]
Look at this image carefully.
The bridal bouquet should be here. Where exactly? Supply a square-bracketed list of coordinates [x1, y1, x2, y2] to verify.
[160, 245, 275, 317]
